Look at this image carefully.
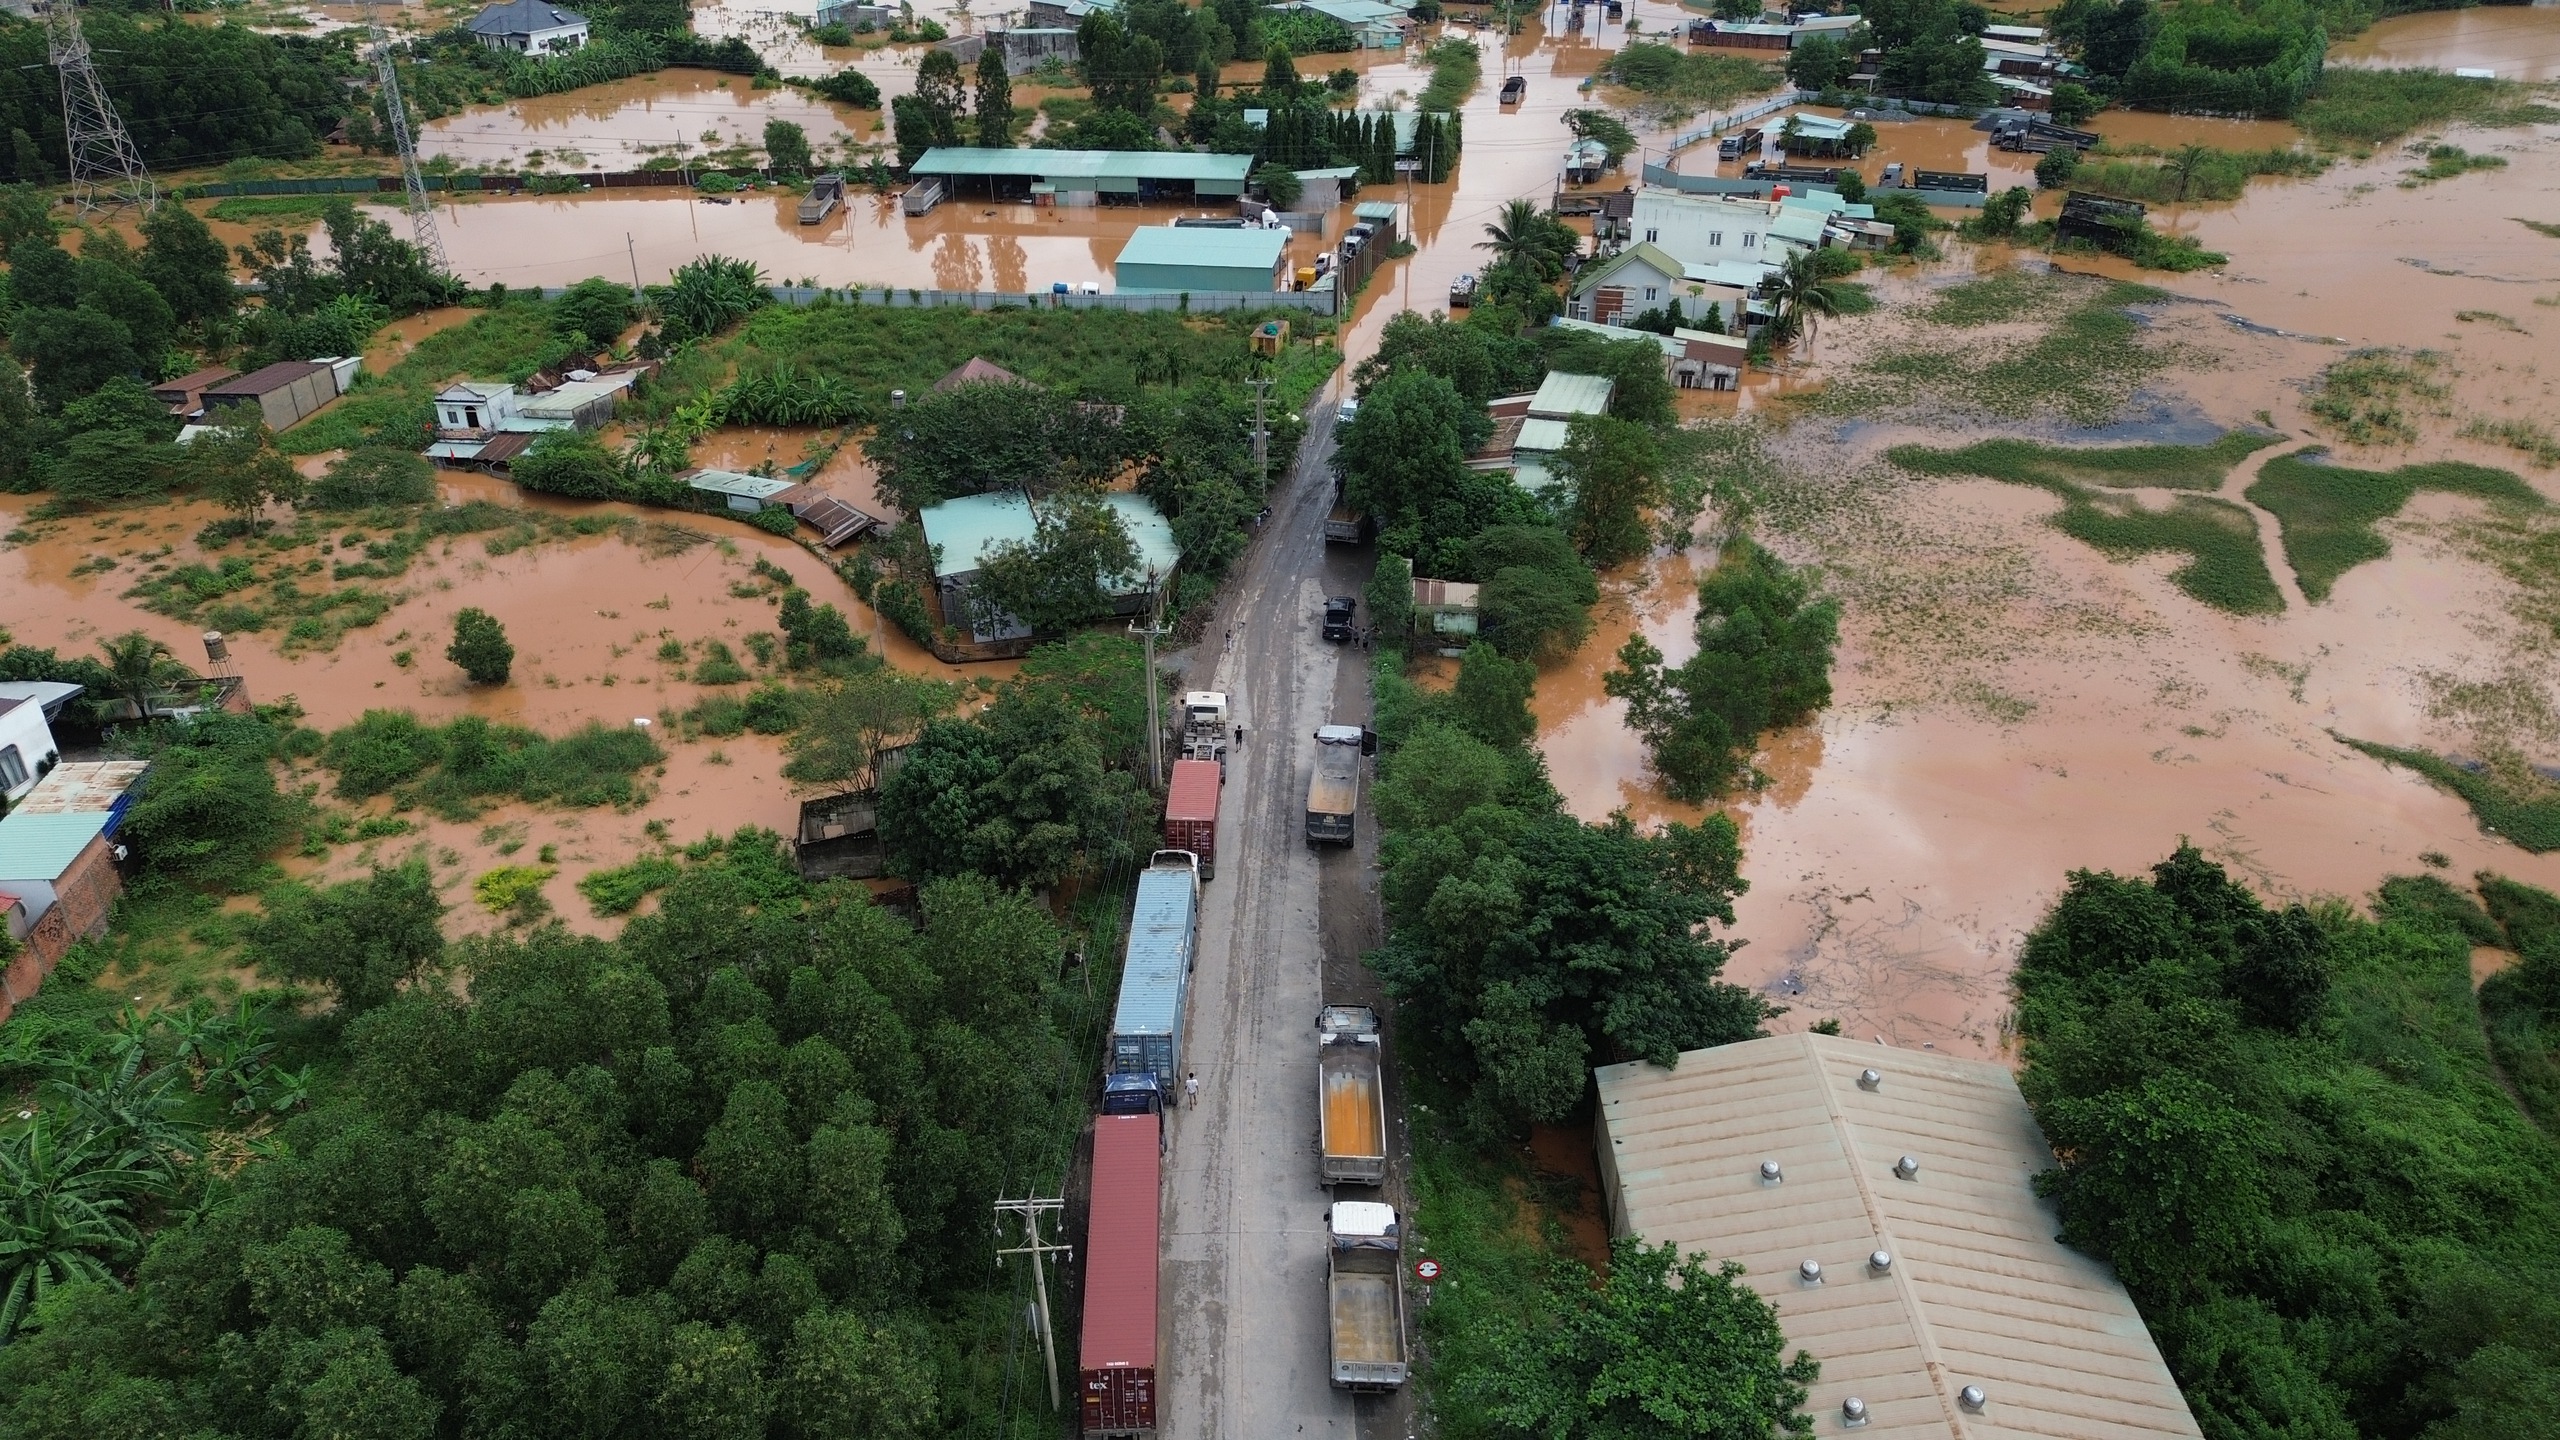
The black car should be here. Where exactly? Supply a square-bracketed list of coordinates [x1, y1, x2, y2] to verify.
[1322, 596, 1358, 642]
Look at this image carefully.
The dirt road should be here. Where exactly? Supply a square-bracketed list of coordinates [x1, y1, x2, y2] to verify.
[1158, 387, 1406, 1440]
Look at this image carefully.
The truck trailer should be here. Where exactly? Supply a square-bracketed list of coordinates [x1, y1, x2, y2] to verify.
[1318, 1005, 1387, 1185]
[1108, 851, 1202, 1092]
[1305, 725, 1364, 846]
[1164, 760, 1221, 880]
[1326, 1201, 1410, 1391]
[1080, 1113, 1162, 1437]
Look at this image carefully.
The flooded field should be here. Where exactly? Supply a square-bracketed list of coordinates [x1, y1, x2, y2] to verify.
[2329, 5, 2560, 82]
[417, 70, 875, 171]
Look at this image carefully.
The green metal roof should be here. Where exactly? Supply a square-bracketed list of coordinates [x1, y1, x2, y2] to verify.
[1116, 226, 1289, 272]
[1353, 200, 1401, 222]
[1104, 494, 1182, 580]
[1529, 371, 1616, 419]
[909, 148, 1255, 183]
[1570, 242, 1684, 298]
[1769, 208, 1830, 245]
[684, 469, 796, 499]
[0, 811, 107, 882]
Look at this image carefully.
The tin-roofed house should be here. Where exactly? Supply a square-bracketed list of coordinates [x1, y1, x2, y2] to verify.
[467, 0, 589, 53]
[1408, 579, 1479, 653]
[201, 359, 354, 434]
[1115, 226, 1291, 294]
[0, 806, 125, 1012]
[919, 491, 1181, 642]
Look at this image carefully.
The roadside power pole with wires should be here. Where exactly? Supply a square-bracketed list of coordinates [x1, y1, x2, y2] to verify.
[1246, 374, 1274, 492]
[994, 1194, 1071, 1411]
[1128, 568, 1168, 791]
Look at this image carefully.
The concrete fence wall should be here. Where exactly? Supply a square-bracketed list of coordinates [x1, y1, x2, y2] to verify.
[533, 284, 1341, 316]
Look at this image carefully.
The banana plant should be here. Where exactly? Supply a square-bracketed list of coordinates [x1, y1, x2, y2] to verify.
[0, 1120, 164, 1338]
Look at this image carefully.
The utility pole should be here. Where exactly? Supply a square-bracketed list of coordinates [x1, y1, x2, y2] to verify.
[40, 0, 154, 216]
[627, 233, 644, 300]
[359, 0, 449, 275]
[1245, 375, 1274, 494]
[993, 1194, 1071, 1411]
[1127, 568, 1167, 791]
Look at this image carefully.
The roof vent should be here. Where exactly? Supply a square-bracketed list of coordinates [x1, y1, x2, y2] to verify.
[1893, 1154, 1920, 1181]
[1868, 1249, 1893, 1274]
[1858, 1068, 1882, 1091]
[1842, 1397, 1869, 1427]
[1759, 1159, 1783, 1184]
[1798, 1259, 1823, 1285]
[1958, 1386, 1987, 1413]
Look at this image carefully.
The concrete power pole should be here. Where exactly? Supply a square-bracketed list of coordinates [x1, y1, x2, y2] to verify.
[1246, 375, 1275, 493]
[361, 0, 451, 276]
[994, 1195, 1071, 1411]
[40, 0, 154, 216]
[1127, 569, 1167, 791]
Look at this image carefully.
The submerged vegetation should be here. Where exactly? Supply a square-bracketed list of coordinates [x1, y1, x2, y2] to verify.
[2244, 452, 2542, 602]
[2306, 347, 2446, 448]
[2338, 737, 2560, 855]
[1815, 277, 2178, 428]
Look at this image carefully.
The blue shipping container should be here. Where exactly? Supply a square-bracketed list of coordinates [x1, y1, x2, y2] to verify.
[1110, 853, 1200, 1090]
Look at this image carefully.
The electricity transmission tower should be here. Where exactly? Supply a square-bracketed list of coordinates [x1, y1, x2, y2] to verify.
[360, 0, 451, 275]
[39, 0, 155, 216]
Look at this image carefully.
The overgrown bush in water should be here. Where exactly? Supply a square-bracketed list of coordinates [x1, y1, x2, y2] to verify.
[652, 254, 770, 345]
[310, 448, 436, 509]
[720, 362, 867, 425]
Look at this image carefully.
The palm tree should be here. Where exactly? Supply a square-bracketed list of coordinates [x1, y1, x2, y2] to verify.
[1478, 197, 1550, 273]
[2163, 143, 2210, 204]
[1768, 251, 1845, 355]
[0, 1121, 162, 1336]
[97, 631, 185, 721]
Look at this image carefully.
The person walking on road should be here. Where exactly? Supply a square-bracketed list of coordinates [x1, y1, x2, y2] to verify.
[1184, 1071, 1200, 1107]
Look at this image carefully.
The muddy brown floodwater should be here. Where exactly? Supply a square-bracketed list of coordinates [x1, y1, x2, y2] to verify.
[418, 71, 874, 172]
[2328, 6, 2560, 82]
[0, 483, 987, 939]
[1531, 115, 2560, 1058]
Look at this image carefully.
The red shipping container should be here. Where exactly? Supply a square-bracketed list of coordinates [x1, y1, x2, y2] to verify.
[1163, 759, 1220, 879]
[1080, 1113, 1161, 1437]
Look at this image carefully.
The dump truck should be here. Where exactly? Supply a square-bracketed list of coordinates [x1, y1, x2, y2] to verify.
[1318, 1005, 1387, 1184]
[1178, 691, 1228, 774]
[1305, 725, 1364, 846]
[1326, 1201, 1409, 1391]
[1324, 480, 1372, 545]
[1164, 759, 1220, 880]
[1108, 852, 1201, 1092]
[1081, 1112, 1162, 1436]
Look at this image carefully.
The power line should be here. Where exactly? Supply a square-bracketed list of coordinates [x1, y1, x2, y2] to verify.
[361, 0, 451, 275]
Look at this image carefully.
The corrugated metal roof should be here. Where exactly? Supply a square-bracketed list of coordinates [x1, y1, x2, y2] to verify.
[1410, 579, 1479, 610]
[1112, 861, 1196, 1037]
[1529, 371, 1615, 419]
[1595, 1033, 2205, 1440]
[1116, 225, 1289, 271]
[1103, 493, 1181, 580]
[921, 492, 1180, 585]
[683, 469, 798, 499]
[1080, 1113, 1161, 1370]
[11, 762, 148, 817]
[1165, 759, 1219, 822]
[1515, 417, 1575, 453]
[205, 360, 324, 397]
[467, 0, 587, 34]
[0, 811, 108, 881]
[1353, 200, 1400, 222]
[909, 147, 1255, 183]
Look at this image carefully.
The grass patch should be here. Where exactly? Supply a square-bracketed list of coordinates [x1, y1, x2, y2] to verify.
[2518, 219, 2560, 240]
[577, 852, 683, 915]
[1416, 36, 1481, 113]
[2069, 144, 2325, 204]
[1887, 430, 2280, 493]
[1818, 278, 2177, 428]
[2296, 68, 2560, 149]
[204, 194, 354, 224]
[2245, 451, 2541, 601]
[2307, 347, 2447, 446]
[1891, 434, 2284, 613]
[2403, 143, 2507, 187]
[319, 710, 665, 820]
[2461, 417, 2560, 468]
[1600, 41, 1782, 120]
[2340, 736, 2560, 853]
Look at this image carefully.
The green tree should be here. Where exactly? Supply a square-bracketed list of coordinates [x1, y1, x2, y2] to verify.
[1555, 413, 1662, 568]
[2051, 79, 2099, 125]
[781, 1308, 937, 1439]
[973, 47, 1015, 147]
[1562, 108, 1638, 166]
[97, 631, 187, 721]
[1453, 1238, 1820, 1440]
[1081, 12, 1167, 113]
[912, 48, 971, 139]
[1785, 34, 1849, 90]
[1333, 368, 1506, 571]
[1366, 552, 1415, 646]
[1472, 524, 1599, 662]
[311, 447, 437, 509]
[11, 306, 140, 410]
[1450, 642, 1535, 749]
[782, 670, 959, 791]
[553, 276, 637, 351]
[1252, 161, 1303, 209]
[864, 380, 1137, 511]
[1767, 249, 1846, 351]
[1477, 196, 1576, 280]
[138, 201, 236, 330]
[447, 608, 515, 685]
[763, 118, 813, 176]
[120, 712, 289, 890]
[190, 417, 306, 531]
[248, 863, 446, 1016]
[323, 199, 457, 314]
[2035, 145, 2081, 189]
[6, 235, 78, 310]
[966, 491, 1141, 638]
[2162, 142, 2211, 203]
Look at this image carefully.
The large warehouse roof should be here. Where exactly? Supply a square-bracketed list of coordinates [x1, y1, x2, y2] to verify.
[1594, 1033, 2203, 1440]
[908, 148, 1255, 183]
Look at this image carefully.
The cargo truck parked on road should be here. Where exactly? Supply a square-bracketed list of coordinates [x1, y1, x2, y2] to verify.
[1318, 1005, 1387, 1184]
[1164, 760, 1220, 879]
[1178, 691, 1228, 774]
[1081, 1113, 1162, 1437]
[1305, 725, 1365, 845]
[1108, 851, 1201, 1092]
[1326, 1201, 1410, 1391]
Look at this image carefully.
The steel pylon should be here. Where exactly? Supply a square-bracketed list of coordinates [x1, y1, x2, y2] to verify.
[361, 0, 452, 276]
[39, 0, 155, 216]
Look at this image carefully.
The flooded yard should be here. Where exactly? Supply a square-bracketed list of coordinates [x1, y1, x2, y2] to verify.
[2329, 5, 2560, 82]
[417, 70, 875, 171]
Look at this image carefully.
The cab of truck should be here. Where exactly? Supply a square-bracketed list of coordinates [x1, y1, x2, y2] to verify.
[1101, 1071, 1165, 1116]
